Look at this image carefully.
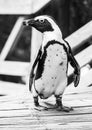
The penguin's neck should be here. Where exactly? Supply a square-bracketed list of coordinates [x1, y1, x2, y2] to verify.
[42, 31, 64, 47]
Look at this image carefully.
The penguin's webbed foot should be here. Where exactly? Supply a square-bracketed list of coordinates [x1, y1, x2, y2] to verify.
[33, 97, 48, 111]
[34, 105, 48, 111]
[55, 96, 73, 112]
[56, 105, 73, 112]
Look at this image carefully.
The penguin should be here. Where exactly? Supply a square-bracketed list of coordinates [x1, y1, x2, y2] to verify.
[23, 15, 80, 112]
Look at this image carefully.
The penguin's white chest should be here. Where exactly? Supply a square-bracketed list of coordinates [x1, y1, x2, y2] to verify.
[35, 43, 68, 99]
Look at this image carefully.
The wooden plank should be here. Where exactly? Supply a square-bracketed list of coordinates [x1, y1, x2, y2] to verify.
[67, 68, 92, 93]
[0, 123, 92, 130]
[0, 0, 32, 14]
[0, 0, 51, 14]
[0, 17, 25, 61]
[68, 45, 92, 76]
[0, 99, 92, 123]
[31, 0, 51, 14]
[0, 115, 92, 129]
[68, 43, 92, 84]
[0, 81, 29, 98]
[75, 45, 92, 67]
[0, 61, 29, 76]
[0, 124, 92, 130]
[0, 114, 92, 124]
[65, 20, 92, 53]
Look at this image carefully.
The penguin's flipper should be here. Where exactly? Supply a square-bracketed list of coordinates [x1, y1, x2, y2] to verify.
[65, 40, 80, 87]
[29, 47, 42, 91]
[29, 69, 35, 91]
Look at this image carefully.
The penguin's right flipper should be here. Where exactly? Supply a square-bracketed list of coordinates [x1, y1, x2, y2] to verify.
[64, 40, 80, 87]
[29, 47, 42, 91]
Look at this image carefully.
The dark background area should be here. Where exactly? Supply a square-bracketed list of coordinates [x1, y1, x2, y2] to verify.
[0, 0, 92, 83]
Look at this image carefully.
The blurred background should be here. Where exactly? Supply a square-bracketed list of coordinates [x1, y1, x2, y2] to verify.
[0, 0, 92, 83]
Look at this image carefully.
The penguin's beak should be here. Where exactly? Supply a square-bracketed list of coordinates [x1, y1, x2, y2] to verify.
[23, 19, 35, 26]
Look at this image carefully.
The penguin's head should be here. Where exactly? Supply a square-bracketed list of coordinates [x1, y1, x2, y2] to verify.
[23, 15, 60, 33]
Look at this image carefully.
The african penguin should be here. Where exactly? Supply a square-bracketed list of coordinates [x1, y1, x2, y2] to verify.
[23, 15, 80, 112]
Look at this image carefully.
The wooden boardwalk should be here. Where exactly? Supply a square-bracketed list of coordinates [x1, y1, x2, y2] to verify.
[0, 76, 92, 130]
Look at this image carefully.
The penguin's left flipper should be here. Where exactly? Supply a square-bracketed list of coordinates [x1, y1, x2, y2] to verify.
[65, 40, 80, 87]
[29, 47, 42, 91]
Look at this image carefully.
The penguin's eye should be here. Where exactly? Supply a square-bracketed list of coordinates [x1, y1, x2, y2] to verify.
[39, 19, 45, 23]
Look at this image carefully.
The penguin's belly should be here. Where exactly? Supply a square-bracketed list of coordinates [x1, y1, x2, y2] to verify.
[35, 44, 68, 99]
